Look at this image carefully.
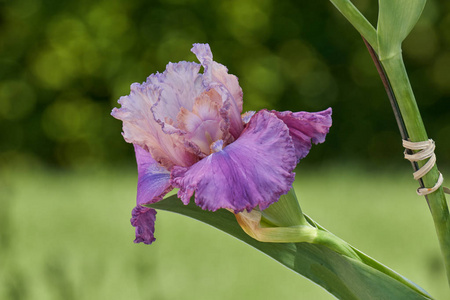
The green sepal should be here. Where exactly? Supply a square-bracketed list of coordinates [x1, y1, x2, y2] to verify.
[147, 195, 433, 300]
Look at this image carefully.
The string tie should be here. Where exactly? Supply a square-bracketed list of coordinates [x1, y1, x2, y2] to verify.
[403, 139, 450, 196]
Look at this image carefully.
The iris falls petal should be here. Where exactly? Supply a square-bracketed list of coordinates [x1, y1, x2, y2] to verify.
[131, 145, 172, 244]
[135, 145, 172, 206]
[272, 108, 332, 161]
[171, 110, 296, 213]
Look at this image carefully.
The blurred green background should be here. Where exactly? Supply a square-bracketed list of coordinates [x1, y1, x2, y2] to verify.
[1, 0, 450, 299]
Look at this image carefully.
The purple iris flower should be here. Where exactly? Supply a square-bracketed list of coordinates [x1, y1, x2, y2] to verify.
[112, 43, 332, 244]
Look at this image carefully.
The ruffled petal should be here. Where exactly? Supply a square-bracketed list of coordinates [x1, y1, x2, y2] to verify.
[171, 110, 296, 213]
[135, 145, 172, 206]
[176, 90, 228, 156]
[272, 108, 332, 161]
[191, 43, 244, 139]
[111, 77, 197, 169]
[151, 62, 204, 133]
[131, 205, 157, 244]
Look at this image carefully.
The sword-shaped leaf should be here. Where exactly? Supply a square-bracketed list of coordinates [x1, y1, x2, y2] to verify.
[148, 195, 433, 300]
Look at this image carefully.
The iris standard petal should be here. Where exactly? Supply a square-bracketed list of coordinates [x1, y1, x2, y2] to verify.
[111, 76, 197, 169]
[171, 110, 296, 213]
[191, 43, 244, 139]
[176, 90, 228, 156]
[272, 108, 332, 161]
[135, 145, 172, 206]
[131, 205, 157, 244]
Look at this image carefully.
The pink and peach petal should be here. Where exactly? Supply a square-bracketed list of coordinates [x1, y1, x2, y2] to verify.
[111, 78, 197, 169]
[151, 62, 203, 125]
[191, 43, 244, 139]
[176, 93, 226, 155]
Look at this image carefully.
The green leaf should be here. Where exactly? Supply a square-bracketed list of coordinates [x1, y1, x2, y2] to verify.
[329, 0, 378, 52]
[377, 0, 427, 60]
[149, 195, 433, 300]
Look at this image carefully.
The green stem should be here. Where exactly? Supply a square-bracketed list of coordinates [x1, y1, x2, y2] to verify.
[328, 0, 378, 52]
[380, 53, 450, 286]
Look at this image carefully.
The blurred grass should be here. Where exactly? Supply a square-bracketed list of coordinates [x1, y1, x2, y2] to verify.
[1, 166, 449, 299]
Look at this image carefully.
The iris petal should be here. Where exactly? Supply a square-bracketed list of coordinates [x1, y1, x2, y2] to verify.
[111, 68, 198, 169]
[171, 110, 296, 213]
[131, 206, 157, 244]
[272, 108, 332, 161]
[191, 43, 244, 139]
[131, 145, 172, 245]
[151, 62, 203, 134]
[135, 145, 172, 206]
[177, 94, 225, 156]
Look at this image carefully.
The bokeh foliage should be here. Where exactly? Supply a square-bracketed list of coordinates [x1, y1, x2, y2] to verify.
[1, 0, 450, 168]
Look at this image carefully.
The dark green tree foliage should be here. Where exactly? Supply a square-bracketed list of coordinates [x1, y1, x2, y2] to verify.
[1, 0, 449, 168]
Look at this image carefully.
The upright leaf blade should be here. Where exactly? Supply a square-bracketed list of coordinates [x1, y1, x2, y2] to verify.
[377, 0, 427, 60]
[148, 196, 433, 300]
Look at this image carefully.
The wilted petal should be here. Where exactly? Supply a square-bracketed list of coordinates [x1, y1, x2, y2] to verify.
[171, 110, 296, 213]
[272, 108, 332, 161]
[135, 145, 172, 206]
[131, 205, 157, 244]
[191, 43, 244, 139]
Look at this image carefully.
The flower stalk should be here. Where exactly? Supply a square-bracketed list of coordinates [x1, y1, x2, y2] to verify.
[364, 42, 450, 286]
[328, 0, 450, 287]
